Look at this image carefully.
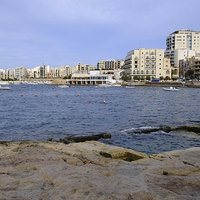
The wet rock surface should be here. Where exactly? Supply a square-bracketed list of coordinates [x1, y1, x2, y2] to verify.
[125, 125, 200, 134]
[0, 141, 200, 199]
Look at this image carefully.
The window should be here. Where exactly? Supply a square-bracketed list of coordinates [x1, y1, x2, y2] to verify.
[141, 70, 144, 74]
[135, 65, 138, 68]
[146, 70, 149, 74]
[166, 65, 168, 67]
[152, 70, 154, 74]
[177, 39, 182, 41]
[166, 70, 170, 74]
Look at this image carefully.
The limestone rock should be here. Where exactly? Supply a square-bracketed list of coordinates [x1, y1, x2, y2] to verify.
[0, 141, 200, 199]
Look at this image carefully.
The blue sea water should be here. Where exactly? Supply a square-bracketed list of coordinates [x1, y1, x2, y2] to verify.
[0, 84, 200, 155]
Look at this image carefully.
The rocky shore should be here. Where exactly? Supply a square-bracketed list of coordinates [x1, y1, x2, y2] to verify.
[0, 141, 200, 199]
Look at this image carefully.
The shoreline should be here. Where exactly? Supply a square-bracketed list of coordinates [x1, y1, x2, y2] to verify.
[0, 140, 200, 199]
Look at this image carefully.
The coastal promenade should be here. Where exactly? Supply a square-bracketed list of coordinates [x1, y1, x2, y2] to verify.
[0, 141, 199, 199]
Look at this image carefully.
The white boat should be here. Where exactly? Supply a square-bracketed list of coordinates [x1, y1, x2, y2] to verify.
[0, 82, 9, 85]
[125, 85, 135, 88]
[162, 86, 180, 91]
[0, 85, 11, 90]
[98, 84, 112, 87]
[58, 85, 69, 88]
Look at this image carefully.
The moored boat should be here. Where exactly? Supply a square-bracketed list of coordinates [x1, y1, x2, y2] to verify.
[163, 86, 180, 91]
[58, 85, 69, 88]
[0, 85, 11, 90]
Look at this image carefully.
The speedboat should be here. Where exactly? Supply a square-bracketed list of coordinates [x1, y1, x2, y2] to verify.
[125, 85, 135, 88]
[162, 86, 180, 91]
[0, 85, 11, 90]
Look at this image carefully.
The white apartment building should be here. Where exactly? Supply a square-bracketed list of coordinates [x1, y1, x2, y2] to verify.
[15, 67, 28, 80]
[123, 48, 171, 80]
[165, 29, 200, 67]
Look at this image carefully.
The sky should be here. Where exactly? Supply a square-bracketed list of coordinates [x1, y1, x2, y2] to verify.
[0, 0, 199, 70]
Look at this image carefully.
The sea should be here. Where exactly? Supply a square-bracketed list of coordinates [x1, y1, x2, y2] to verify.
[0, 84, 200, 155]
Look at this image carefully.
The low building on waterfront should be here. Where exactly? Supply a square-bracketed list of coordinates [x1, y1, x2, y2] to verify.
[66, 70, 113, 85]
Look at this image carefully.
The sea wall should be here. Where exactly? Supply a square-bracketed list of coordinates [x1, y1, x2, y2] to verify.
[0, 141, 199, 199]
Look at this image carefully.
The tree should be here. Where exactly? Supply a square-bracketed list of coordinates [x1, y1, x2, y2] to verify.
[164, 76, 170, 81]
[172, 77, 177, 81]
[186, 69, 194, 79]
[159, 76, 164, 81]
[146, 76, 151, 81]
[134, 76, 140, 81]
[121, 75, 131, 82]
[63, 75, 72, 79]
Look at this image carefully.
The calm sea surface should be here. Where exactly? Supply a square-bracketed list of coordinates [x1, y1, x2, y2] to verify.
[0, 84, 200, 155]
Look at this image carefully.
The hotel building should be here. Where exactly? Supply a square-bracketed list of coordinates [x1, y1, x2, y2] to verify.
[165, 29, 200, 68]
[123, 48, 171, 80]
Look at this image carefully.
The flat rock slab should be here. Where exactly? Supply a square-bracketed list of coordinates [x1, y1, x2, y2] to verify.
[0, 141, 200, 199]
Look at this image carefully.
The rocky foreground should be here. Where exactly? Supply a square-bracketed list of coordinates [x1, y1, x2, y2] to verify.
[0, 141, 200, 200]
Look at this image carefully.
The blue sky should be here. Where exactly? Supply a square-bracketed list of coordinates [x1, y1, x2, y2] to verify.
[0, 0, 199, 69]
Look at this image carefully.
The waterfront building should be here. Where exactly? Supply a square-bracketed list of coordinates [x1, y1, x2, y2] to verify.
[76, 63, 96, 74]
[123, 48, 171, 80]
[39, 65, 50, 78]
[179, 53, 200, 79]
[165, 29, 200, 68]
[67, 70, 111, 85]
[97, 59, 122, 73]
[0, 69, 5, 80]
[15, 67, 28, 80]
[66, 65, 76, 76]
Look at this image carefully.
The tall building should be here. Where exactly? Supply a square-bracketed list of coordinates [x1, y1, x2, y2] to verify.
[165, 29, 200, 67]
[15, 67, 28, 80]
[97, 60, 121, 71]
[123, 48, 171, 80]
[76, 63, 96, 74]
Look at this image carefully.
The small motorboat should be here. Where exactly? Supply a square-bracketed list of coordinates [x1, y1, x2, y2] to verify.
[58, 85, 69, 88]
[162, 86, 180, 91]
[0, 85, 11, 90]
